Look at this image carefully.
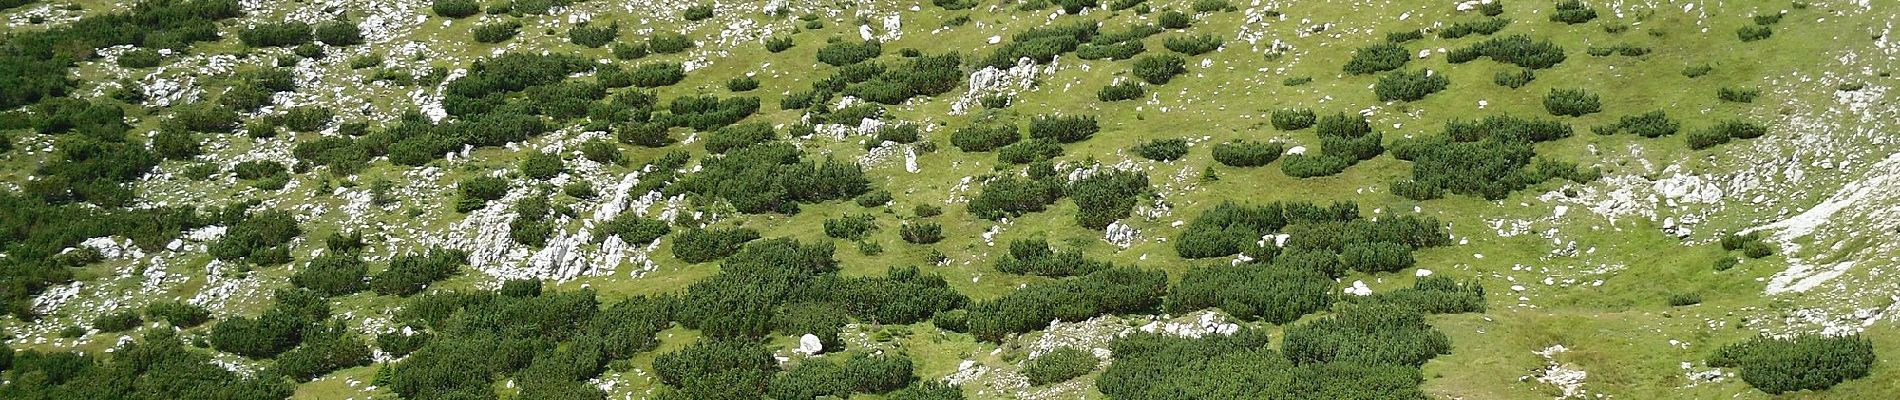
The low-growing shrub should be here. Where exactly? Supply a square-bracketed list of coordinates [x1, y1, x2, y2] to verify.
[1271, 108, 1316, 130]
[1343, 42, 1409, 75]
[818, 40, 883, 66]
[1159, 10, 1192, 29]
[682, 4, 713, 20]
[1737, 25, 1773, 42]
[1097, 81, 1144, 101]
[1374, 69, 1450, 102]
[899, 222, 943, 244]
[950, 124, 1021, 152]
[1494, 68, 1534, 88]
[1438, 17, 1510, 39]
[1163, 34, 1221, 55]
[433, 0, 479, 17]
[1024, 347, 1099, 385]
[472, 20, 520, 43]
[1132, 54, 1187, 84]
[1549, 0, 1597, 24]
[1718, 87, 1760, 103]
[1212, 140, 1283, 167]
[1709, 334, 1875, 394]
[1543, 88, 1602, 117]
[1029, 114, 1099, 143]
[1133, 138, 1188, 161]
[649, 32, 693, 53]
[764, 36, 794, 52]
[568, 22, 618, 48]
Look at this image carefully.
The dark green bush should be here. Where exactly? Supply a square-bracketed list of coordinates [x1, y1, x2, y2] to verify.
[1387, 29, 1424, 43]
[671, 227, 760, 263]
[240, 22, 312, 47]
[568, 22, 618, 48]
[995, 238, 1111, 276]
[1212, 140, 1283, 167]
[1709, 334, 1875, 394]
[291, 253, 369, 296]
[649, 32, 693, 53]
[1718, 87, 1760, 103]
[1098, 81, 1145, 101]
[703, 122, 776, 154]
[951, 124, 1021, 152]
[1271, 108, 1316, 130]
[1283, 304, 1450, 366]
[1025, 347, 1099, 385]
[628, 62, 685, 87]
[1549, 0, 1598, 24]
[966, 267, 1167, 341]
[1132, 54, 1187, 84]
[454, 176, 509, 212]
[146, 301, 211, 328]
[1343, 42, 1409, 75]
[899, 222, 943, 244]
[765, 36, 794, 52]
[682, 4, 713, 20]
[472, 20, 520, 43]
[1447, 35, 1566, 69]
[1494, 68, 1535, 88]
[818, 40, 883, 66]
[1159, 10, 1191, 29]
[1543, 88, 1601, 116]
[315, 20, 363, 46]
[1374, 69, 1450, 102]
[1077, 41, 1145, 60]
[117, 48, 162, 68]
[1346, 275, 1486, 314]
[726, 76, 760, 91]
[433, 0, 480, 17]
[824, 214, 878, 240]
[1133, 138, 1188, 161]
[1438, 17, 1510, 39]
[368, 248, 467, 296]
[1029, 114, 1099, 143]
[1738, 25, 1773, 42]
[1163, 34, 1222, 55]
[93, 310, 144, 332]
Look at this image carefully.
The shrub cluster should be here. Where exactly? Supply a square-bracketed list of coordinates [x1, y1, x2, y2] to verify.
[1029, 114, 1100, 143]
[1447, 35, 1567, 70]
[950, 124, 1021, 152]
[1098, 81, 1145, 101]
[1391, 115, 1592, 199]
[1163, 34, 1222, 55]
[1550, 0, 1598, 24]
[368, 248, 468, 296]
[671, 227, 761, 263]
[1438, 17, 1510, 39]
[1343, 42, 1410, 75]
[980, 21, 1097, 68]
[1709, 334, 1875, 394]
[673, 142, 869, 214]
[964, 267, 1167, 341]
[1025, 347, 1100, 385]
[1374, 69, 1450, 102]
[1212, 140, 1283, 167]
[1133, 138, 1188, 161]
[649, 32, 693, 53]
[818, 40, 883, 66]
[995, 238, 1112, 276]
[1132, 54, 1187, 84]
[240, 22, 313, 47]
[1543, 88, 1602, 116]
[1346, 276, 1486, 314]
[1271, 108, 1316, 130]
[1494, 68, 1535, 88]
